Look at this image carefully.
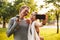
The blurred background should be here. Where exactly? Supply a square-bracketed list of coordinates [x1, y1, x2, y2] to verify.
[0, 0, 60, 40]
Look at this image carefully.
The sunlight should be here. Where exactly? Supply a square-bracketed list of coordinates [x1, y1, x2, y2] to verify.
[56, 2, 60, 5]
[7, 0, 15, 5]
[34, 0, 45, 7]
[38, 3, 56, 14]
[8, 0, 15, 3]
[34, 0, 56, 14]
[7, 0, 57, 14]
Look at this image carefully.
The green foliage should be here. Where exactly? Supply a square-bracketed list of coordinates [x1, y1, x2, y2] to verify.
[0, 0, 37, 19]
[0, 0, 38, 27]
[46, 11, 56, 23]
[14, 0, 37, 18]
[0, 0, 18, 28]
[44, 0, 60, 24]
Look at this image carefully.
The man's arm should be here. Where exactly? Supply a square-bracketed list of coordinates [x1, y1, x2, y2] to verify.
[6, 18, 18, 37]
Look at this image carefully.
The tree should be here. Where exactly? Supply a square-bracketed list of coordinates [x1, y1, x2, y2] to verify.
[14, 0, 37, 18]
[0, 0, 17, 28]
[45, 0, 60, 33]
[0, 0, 8, 28]
[0, 0, 37, 28]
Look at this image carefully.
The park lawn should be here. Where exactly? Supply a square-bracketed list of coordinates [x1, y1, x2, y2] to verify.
[0, 28, 60, 40]
[0, 28, 13, 40]
[40, 28, 60, 40]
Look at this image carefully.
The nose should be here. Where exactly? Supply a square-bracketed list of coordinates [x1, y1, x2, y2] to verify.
[24, 12, 28, 16]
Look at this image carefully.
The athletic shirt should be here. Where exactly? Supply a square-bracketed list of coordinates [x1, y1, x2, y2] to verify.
[13, 18, 29, 40]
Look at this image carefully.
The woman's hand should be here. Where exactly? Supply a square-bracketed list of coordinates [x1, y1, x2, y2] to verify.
[42, 15, 48, 25]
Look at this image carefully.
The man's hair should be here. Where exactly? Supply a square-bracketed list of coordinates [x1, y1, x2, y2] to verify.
[19, 5, 29, 13]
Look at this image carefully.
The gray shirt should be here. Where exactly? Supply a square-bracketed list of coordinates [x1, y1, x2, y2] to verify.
[6, 17, 29, 40]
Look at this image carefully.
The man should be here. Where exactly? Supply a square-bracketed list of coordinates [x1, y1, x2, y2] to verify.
[6, 5, 30, 40]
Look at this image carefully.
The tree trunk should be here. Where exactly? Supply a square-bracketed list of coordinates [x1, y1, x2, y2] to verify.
[3, 17, 6, 28]
[56, 13, 59, 33]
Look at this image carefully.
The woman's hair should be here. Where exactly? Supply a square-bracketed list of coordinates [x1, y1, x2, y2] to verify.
[19, 5, 29, 13]
[32, 11, 37, 16]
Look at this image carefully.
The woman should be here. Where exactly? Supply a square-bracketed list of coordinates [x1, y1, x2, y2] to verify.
[6, 5, 30, 40]
[28, 12, 47, 40]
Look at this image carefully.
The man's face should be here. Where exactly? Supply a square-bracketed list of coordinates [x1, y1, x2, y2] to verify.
[20, 7, 29, 16]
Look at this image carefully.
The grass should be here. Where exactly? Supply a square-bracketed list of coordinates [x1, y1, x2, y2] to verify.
[0, 28, 60, 40]
[0, 28, 13, 40]
[40, 28, 60, 40]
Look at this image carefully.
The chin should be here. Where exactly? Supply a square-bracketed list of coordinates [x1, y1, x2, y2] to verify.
[31, 18, 33, 21]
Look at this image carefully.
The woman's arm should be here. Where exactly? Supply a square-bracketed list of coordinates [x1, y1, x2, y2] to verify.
[35, 15, 48, 27]
[42, 15, 48, 25]
[35, 15, 48, 35]
[35, 22, 41, 35]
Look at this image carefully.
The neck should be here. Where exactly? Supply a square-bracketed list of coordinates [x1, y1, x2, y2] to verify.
[19, 14, 24, 19]
[30, 18, 35, 22]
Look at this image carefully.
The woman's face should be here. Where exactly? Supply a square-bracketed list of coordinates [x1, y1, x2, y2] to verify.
[20, 7, 29, 17]
[30, 12, 36, 21]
